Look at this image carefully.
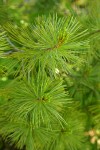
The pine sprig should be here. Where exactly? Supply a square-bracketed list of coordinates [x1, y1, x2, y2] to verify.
[0, 72, 71, 128]
[2, 15, 90, 75]
[0, 71, 76, 150]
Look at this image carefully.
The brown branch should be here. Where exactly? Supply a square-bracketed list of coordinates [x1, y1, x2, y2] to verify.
[46, 37, 65, 51]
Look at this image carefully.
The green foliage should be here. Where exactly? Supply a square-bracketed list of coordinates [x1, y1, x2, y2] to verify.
[2, 15, 89, 77]
[66, 63, 100, 106]
[0, 0, 100, 150]
[0, 27, 9, 52]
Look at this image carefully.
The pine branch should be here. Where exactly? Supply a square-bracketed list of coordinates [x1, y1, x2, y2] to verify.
[1, 15, 89, 76]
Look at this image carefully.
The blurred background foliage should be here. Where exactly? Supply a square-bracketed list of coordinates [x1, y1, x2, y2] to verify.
[0, 0, 89, 24]
[0, 0, 100, 150]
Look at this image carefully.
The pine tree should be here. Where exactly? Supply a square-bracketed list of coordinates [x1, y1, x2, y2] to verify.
[0, 0, 100, 150]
